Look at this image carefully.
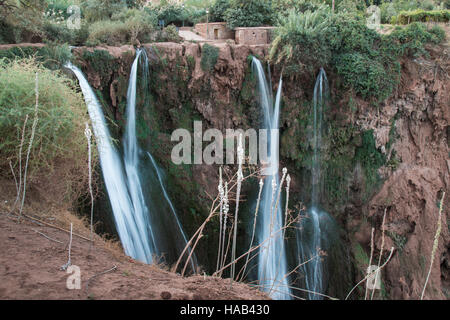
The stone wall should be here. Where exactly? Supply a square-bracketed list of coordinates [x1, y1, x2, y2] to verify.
[235, 27, 275, 45]
[194, 22, 234, 40]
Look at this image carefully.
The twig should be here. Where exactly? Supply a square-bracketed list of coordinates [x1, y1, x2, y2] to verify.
[268, 168, 288, 294]
[60, 223, 73, 271]
[8, 160, 19, 213]
[15, 212, 92, 241]
[240, 178, 264, 281]
[84, 123, 94, 249]
[256, 281, 337, 300]
[213, 219, 296, 277]
[10, 115, 28, 215]
[365, 227, 375, 300]
[345, 247, 395, 300]
[371, 208, 386, 300]
[85, 265, 117, 295]
[421, 192, 445, 300]
[173, 169, 258, 275]
[230, 134, 244, 285]
[216, 167, 224, 273]
[19, 73, 39, 221]
[33, 229, 64, 244]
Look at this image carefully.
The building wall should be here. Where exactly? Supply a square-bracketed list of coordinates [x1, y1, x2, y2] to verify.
[194, 22, 235, 40]
[234, 27, 275, 45]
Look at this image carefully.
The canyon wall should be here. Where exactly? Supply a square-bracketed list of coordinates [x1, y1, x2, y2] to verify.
[71, 41, 449, 299]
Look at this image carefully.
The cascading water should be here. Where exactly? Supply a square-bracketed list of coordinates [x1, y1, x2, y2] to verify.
[66, 62, 155, 263]
[67, 49, 196, 270]
[124, 48, 196, 270]
[296, 68, 329, 299]
[311, 68, 327, 207]
[123, 48, 158, 263]
[146, 151, 196, 272]
[252, 57, 290, 300]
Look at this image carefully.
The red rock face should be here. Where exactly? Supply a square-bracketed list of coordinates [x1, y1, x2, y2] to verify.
[362, 48, 449, 300]
[72, 42, 449, 299]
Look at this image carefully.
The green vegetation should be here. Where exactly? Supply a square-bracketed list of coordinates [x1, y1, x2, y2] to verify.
[86, 9, 158, 46]
[354, 130, 385, 197]
[0, 58, 91, 197]
[380, 0, 447, 24]
[210, 0, 231, 22]
[81, 49, 115, 81]
[392, 9, 450, 24]
[269, 7, 332, 75]
[270, 8, 446, 102]
[1, 0, 446, 47]
[224, 0, 274, 29]
[201, 43, 219, 72]
[272, 0, 325, 14]
[0, 44, 72, 70]
[0, 0, 201, 46]
[387, 230, 407, 251]
[156, 2, 206, 26]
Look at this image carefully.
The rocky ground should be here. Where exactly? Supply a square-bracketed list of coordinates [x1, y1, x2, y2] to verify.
[0, 177, 268, 300]
[0, 212, 268, 300]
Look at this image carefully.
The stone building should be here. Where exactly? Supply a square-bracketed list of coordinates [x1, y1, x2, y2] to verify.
[194, 22, 235, 41]
[234, 27, 276, 45]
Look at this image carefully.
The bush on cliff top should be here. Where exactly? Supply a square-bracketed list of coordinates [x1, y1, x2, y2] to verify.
[0, 58, 92, 198]
[270, 9, 446, 102]
[201, 43, 219, 72]
[224, 0, 275, 29]
[392, 9, 450, 24]
[86, 8, 158, 46]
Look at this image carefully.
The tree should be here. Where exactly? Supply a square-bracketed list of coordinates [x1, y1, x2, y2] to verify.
[224, 0, 274, 29]
[210, 0, 231, 22]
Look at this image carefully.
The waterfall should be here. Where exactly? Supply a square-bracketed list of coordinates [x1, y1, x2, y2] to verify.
[122, 49, 158, 263]
[124, 48, 196, 270]
[311, 68, 328, 206]
[147, 151, 196, 272]
[252, 57, 290, 300]
[66, 62, 155, 263]
[296, 68, 329, 299]
[66, 48, 196, 270]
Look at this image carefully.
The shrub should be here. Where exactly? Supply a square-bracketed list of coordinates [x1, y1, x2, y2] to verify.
[394, 9, 450, 24]
[337, 0, 365, 14]
[121, 9, 158, 43]
[334, 52, 400, 101]
[81, 49, 115, 80]
[380, 2, 398, 24]
[224, 0, 274, 29]
[86, 20, 129, 46]
[438, 0, 450, 9]
[156, 3, 185, 25]
[270, 8, 446, 102]
[327, 13, 380, 54]
[82, 0, 127, 23]
[45, 0, 76, 20]
[0, 2, 44, 43]
[0, 58, 91, 197]
[0, 44, 72, 70]
[380, 0, 440, 24]
[385, 22, 446, 57]
[156, 24, 183, 42]
[201, 43, 219, 71]
[37, 43, 73, 70]
[41, 20, 76, 44]
[269, 8, 332, 75]
[210, 0, 231, 22]
[272, 0, 324, 14]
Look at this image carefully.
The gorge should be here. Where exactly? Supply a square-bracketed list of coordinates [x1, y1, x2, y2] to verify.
[63, 39, 449, 299]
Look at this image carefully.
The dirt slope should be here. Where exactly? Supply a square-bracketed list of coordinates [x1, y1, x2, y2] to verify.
[0, 213, 268, 300]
